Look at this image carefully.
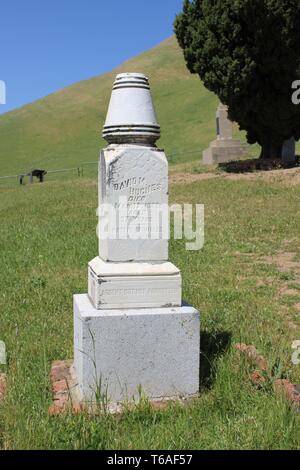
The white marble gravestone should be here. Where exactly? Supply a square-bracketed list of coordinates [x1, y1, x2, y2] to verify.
[203, 103, 248, 165]
[73, 73, 200, 404]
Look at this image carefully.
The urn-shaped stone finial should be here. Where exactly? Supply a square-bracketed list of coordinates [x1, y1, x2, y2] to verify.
[102, 73, 160, 145]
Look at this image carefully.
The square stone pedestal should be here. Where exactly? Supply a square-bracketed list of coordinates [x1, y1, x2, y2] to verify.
[88, 257, 181, 310]
[73, 294, 200, 404]
[203, 138, 248, 165]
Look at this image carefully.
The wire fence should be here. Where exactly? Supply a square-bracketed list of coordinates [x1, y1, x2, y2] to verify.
[0, 162, 97, 188]
[0, 148, 202, 189]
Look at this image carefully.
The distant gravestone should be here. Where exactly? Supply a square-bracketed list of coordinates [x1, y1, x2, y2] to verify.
[282, 137, 296, 165]
[203, 103, 248, 165]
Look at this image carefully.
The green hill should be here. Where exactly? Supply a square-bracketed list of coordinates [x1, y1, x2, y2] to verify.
[0, 36, 221, 177]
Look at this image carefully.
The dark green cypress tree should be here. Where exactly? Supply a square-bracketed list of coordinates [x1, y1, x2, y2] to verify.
[175, 0, 300, 159]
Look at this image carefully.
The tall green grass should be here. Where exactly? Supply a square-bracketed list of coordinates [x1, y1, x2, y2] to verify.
[1, 173, 300, 449]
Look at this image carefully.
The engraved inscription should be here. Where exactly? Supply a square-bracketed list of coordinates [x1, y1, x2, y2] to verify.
[99, 287, 179, 297]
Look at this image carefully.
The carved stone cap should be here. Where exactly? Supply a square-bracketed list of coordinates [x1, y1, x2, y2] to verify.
[103, 73, 161, 145]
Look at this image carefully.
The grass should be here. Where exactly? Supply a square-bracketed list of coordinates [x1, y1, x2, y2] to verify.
[1, 168, 300, 450]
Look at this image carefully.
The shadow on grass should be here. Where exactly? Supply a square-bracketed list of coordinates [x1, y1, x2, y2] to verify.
[200, 330, 232, 391]
[219, 156, 300, 174]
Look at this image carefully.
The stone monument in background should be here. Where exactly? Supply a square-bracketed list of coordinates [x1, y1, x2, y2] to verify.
[203, 103, 248, 165]
[73, 73, 200, 406]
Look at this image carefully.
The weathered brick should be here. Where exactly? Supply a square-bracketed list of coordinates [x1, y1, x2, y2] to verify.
[0, 373, 7, 401]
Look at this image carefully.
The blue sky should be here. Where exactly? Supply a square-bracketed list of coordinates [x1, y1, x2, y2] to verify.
[0, 0, 184, 114]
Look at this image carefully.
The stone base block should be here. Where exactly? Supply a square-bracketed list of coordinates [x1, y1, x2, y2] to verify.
[88, 257, 181, 309]
[74, 294, 200, 403]
[203, 138, 248, 165]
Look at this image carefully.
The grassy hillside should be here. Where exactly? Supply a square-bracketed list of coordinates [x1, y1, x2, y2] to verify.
[0, 36, 223, 177]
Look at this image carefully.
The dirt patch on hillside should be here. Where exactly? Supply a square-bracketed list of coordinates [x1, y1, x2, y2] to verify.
[261, 252, 300, 275]
[170, 172, 218, 185]
[224, 167, 300, 185]
[260, 250, 300, 321]
[279, 286, 299, 297]
[293, 303, 300, 312]
[170, 167, 300, 186]
[256, 277, 274, 287]
[235, 245, 300, 326]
